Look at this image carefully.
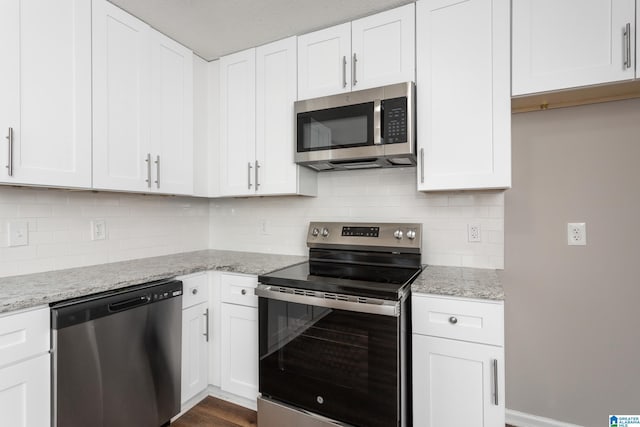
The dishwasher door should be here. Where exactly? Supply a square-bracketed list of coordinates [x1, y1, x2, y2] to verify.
[51, 279, 183, 427]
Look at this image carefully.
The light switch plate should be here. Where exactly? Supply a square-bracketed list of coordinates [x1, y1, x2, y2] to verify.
[8, 221, 29, 247]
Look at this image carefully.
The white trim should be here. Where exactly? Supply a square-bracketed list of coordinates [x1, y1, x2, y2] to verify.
[173, 389, 209, 421]
[207, 385, 258, 411]
[506, 409, 585, 427]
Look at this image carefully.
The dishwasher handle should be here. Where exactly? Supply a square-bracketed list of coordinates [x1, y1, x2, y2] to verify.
[109, 295, 151, 312]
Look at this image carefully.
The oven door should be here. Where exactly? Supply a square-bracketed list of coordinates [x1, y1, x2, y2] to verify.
[257, 288, 400, 427]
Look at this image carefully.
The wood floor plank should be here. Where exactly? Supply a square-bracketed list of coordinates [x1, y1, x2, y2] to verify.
[173, 396, 257, 427]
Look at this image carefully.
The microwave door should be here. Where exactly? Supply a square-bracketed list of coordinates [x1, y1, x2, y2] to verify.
[297, 102, 374, 153]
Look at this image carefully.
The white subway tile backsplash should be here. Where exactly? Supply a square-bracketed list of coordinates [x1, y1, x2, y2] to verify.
[210, 168, 504, 269]
[0, 187, 209, 277]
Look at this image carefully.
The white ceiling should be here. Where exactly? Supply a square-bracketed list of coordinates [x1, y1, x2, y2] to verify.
[109, 0, 415, 61]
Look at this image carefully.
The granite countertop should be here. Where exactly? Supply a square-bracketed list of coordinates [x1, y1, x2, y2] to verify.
[0, 250, 307, 314]
[0, 250, 503, 314]
[412, 265, 504, 301]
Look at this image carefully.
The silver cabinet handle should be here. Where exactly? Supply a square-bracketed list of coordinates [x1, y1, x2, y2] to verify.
[492, 359, 499, 405]
[352, 53, 358, 86]
[420, 148, 425, 183]
[448, 316, 458, 325]
[145, 153, 152, 188]
[203, 308, 209, 342]
[342, 56, 347, 88]
[5, 127, 13, 177]
[624, 23, 632, 69]
[154, 155, 160, 188]
[247, 162, 253, 189]
[255, 160, 260, 190]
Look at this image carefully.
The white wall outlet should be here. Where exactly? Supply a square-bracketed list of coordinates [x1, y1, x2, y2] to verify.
[7, 221, 29, 247]
[567, 222, 586, 246]
[91, 220, 107, 241]
[467, 224, 481, 242]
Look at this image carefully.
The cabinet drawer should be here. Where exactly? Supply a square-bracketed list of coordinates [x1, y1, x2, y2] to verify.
[180, 272, 209, 309]
[221, 273, 258, 307]
[0, 306, 50, 368]
[412, 295, 503, 346]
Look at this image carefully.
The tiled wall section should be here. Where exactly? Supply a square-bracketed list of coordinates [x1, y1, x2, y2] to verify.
[209, 168, 505, 269]
[0, 187, 209, 277]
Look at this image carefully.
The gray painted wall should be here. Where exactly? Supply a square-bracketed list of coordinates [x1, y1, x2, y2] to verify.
[500, 98, 640, 426]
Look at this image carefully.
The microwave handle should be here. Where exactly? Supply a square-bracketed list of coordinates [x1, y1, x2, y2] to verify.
[374, 99, 382, 145]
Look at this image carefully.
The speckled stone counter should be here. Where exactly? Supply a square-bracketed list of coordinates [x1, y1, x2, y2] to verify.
[0, 250, 307, 314]
[412, 265, 504, 301]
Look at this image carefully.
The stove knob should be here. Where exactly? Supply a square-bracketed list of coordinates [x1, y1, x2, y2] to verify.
[394, 230, 403, 240]
[321, 228, 330, 237]
[407, 230, 416, 240]
[311, 227, 320, 237]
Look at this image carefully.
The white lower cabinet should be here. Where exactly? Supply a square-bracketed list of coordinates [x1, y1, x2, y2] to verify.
[412, 295, 504, 427]
[219, 273, 258, 401]
[0, 306, 51, 427]
[0, 354, 50, 427]
[179, 273, 209, 405]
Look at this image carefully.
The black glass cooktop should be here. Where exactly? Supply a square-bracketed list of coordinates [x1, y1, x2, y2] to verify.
[258, 260, 421, 301]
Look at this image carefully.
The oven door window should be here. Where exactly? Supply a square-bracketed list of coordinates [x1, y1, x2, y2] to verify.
[297, 102, 374, 152]
[259, 298, 398, 427]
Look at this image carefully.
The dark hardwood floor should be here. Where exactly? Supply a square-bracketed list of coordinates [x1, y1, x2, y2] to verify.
[173, 396, 516, 427]
[172, 397, 257, 427]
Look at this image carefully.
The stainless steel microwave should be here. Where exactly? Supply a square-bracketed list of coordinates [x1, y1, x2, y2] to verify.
[294, 82, 416, 171]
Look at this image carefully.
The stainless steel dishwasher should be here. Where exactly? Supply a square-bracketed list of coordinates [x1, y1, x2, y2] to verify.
[51, 279, 183, 427]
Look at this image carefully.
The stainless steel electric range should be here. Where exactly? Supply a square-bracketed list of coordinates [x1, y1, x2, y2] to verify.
[255, 222, 422, 427]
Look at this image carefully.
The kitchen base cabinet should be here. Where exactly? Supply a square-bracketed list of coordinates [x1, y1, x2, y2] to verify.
[180, 273, 210, 405]
[0, 306, 51, 427]
[0, 354, 50, 427]
[219, 273, 258, 402]
[412, 294, 505, 427]
[412, 335, 504, 427]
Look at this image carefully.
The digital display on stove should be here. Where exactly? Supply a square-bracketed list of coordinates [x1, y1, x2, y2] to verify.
[342, 226, 379, 237]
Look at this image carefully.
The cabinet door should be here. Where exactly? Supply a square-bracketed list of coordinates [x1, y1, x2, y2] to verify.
[416, 0, 510, 191]
[150, 31, 194, 195]
[512, 0, 636, 95]
[298, 23, 351, 99]
[92, 0, 152, 192]
[255, 37, 299, 195]
[351, 4, 415, 91]
[181, 303, 209, 404]
[219, 48, 256, 196]
[220, 303, 258, 401]
[0, 0, 91, 188]
[0, 354, 50, 427]
[412, 335, 504, 427]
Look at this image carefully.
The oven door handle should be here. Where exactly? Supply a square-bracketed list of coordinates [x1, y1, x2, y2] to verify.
[255, 284, 400, 317]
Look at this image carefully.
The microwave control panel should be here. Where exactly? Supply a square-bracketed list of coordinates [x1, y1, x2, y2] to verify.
[382, 97, 407, 144]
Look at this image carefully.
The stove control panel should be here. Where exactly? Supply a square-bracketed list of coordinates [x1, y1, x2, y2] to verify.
[307, 222, 422, 252]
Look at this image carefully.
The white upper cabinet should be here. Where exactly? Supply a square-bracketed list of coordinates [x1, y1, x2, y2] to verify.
[150, 31, 194, 195]
[220, 38, 317, 197]
[416, 0, 511, 191]
[351, 4, 415, 91]
[298, 23, 352, 99]
[219, 48, 256, 197]
[0, 0, 91, 188]
[92, 0, 151, 193]
[92, 0, 193, 195]
[512, 0, 636, 95]
[298, 4, 415, 99]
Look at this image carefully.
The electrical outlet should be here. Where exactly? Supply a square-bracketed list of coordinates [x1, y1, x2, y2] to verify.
[567, 222, 586, 246]
[8, 221, 29, 247]
[467, 224, 481, 243]
[91, 220, 107, 241]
